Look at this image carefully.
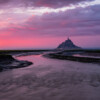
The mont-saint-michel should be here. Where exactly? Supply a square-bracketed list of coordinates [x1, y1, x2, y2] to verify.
[57, 38, 81, 50]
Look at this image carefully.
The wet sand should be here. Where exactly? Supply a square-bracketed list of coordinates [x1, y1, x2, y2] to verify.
[0, 54, 100, 100]
[0, 55, 32, 72]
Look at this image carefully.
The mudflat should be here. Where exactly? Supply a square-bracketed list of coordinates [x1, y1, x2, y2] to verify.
[0, 53, 100, 100]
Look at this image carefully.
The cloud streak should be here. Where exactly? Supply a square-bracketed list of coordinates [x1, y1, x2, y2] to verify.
[0, 0, 94, 8]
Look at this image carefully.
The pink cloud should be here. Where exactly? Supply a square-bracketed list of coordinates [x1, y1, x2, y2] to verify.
[0, 4, 100, 49]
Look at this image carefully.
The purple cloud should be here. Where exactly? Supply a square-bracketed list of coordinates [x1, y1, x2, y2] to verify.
[1, 4, 99, 38]
[0, 0, 94, 8]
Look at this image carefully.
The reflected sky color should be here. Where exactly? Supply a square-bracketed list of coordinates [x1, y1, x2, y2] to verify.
[0, 0, 100, 49]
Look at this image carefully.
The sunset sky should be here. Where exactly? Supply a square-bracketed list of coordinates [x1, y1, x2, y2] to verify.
[0, 0, 100, 49]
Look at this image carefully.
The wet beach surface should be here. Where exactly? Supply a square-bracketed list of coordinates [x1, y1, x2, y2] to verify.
[0, 54, 100, 100]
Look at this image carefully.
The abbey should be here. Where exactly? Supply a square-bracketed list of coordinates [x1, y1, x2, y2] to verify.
[57, 38, 81, 50]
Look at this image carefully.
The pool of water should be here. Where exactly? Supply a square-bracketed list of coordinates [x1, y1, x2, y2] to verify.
[73, 54, 100, 59]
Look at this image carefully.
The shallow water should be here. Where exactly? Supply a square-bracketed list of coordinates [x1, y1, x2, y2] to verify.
[0, 54, 100, 100]
[73, 54, 100, 59]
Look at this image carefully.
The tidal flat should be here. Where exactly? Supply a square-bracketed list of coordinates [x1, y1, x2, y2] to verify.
[0, 50, 100, 100]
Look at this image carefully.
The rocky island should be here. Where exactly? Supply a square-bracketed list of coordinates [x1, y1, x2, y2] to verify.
[57, 38, 81, 50]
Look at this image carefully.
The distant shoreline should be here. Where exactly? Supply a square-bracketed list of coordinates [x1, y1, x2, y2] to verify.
[0, 49, 100, 72]
[43, 50, 100, 64]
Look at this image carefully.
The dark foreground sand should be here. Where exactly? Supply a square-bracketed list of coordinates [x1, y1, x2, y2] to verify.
[0, 55, 32, 72]
[0, 54, 100, 100]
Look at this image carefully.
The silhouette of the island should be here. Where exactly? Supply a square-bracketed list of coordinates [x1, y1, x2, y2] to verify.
[57, 38, 81, 50]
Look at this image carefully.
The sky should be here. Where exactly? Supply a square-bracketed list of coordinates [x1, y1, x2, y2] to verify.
[0, 0, 100, 49]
